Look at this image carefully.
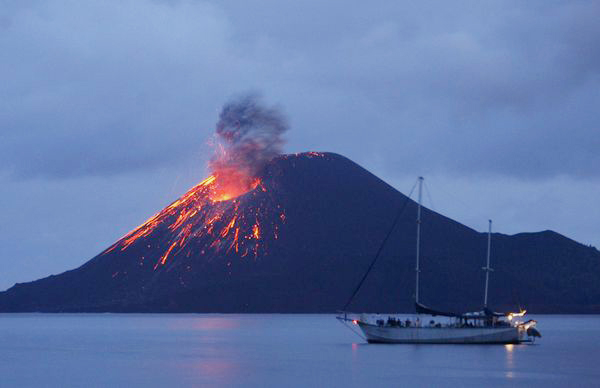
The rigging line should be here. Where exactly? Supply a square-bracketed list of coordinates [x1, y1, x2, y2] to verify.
[342, 178, 418, 310]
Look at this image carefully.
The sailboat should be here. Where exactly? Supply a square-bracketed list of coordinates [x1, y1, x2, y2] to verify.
[338, 177, 541, 344]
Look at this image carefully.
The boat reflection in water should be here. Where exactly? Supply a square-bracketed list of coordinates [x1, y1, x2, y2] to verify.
[338, 177, 542, 344]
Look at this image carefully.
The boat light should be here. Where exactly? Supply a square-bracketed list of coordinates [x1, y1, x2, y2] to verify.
[508, 310, 526, 321]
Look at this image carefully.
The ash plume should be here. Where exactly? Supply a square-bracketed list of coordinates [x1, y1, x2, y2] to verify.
[209, 95, 288, 198]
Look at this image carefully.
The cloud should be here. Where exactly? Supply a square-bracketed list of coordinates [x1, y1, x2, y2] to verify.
[0, 0, 238, 179]
[288, 1, 600, 179]
[2, 0, 599, 181]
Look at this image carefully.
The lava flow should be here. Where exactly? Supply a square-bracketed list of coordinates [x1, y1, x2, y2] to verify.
[104, 95, 292, 271]
[104, 171, 283, 270]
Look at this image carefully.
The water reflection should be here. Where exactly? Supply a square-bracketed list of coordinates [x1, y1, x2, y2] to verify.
[192, 359, 238, 380]
[183, 317, 245, 384]
[168, 316, 242, 330]
[3, 315, 600, 386]
[190, 317, 241, 330]
[504, 344, 514, 378]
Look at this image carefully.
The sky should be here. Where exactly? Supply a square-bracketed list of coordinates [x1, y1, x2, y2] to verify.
[1, 0, 599, 290]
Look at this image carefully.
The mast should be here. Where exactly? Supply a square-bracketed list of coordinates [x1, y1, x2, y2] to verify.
[415, 177, 423, 306]
[483, 219, 494, 308]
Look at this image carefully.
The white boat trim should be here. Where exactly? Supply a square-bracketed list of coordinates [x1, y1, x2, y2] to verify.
[358, 322, 526, 344]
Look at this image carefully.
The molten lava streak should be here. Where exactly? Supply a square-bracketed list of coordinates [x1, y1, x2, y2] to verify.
[104, 171, 285, 271]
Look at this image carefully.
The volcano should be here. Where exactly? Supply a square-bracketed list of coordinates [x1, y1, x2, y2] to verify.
[1, 152, 599, 313]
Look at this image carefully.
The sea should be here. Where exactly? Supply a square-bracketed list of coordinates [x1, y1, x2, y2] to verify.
[0, 314, 598, 387]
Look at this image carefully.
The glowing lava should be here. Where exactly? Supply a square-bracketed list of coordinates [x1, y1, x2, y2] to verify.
[209, 173, 261, 202]
[104, 169, 284, 271]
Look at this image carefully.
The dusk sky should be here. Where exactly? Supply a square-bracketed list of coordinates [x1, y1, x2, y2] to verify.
[1, 0, 599, 290]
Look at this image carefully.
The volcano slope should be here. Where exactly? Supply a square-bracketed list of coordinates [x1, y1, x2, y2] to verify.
[1, 152, 599, 313]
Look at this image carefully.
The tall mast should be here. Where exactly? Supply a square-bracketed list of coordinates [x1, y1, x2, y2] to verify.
[415, 177, 423, 305]
[483, 219, 494, 308]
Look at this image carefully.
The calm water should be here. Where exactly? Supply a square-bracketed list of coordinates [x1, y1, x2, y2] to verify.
[0, 314, 598, 387]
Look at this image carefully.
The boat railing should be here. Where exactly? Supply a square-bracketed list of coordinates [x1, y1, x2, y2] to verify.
[353, 313, 520, 329]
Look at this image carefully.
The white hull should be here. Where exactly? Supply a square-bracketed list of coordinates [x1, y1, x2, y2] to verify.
[359, 323, 526, 344]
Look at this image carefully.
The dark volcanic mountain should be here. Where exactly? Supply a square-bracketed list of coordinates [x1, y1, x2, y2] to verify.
[1, 152, 599, 313]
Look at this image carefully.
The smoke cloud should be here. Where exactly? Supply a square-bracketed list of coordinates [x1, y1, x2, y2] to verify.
[208, 94, 288, 199]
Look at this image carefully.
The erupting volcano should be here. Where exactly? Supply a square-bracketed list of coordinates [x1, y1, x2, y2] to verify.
[1, 97, 600, 313]
[104, 95, 293, 270]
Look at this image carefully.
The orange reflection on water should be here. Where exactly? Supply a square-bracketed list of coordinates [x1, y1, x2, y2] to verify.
[194, 359, 237, 379]
[504, 344, 515, 378]
[179, 317, 245, 384]
[168, 317, 242, 331]
[191, 317, 241, 330]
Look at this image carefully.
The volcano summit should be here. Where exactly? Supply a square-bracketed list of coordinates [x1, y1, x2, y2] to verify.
[1, 151, 600, 313]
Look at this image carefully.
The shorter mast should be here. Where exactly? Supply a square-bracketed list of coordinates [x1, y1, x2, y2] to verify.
[415, 177, 423, 306]
[483, 219, 494, 308]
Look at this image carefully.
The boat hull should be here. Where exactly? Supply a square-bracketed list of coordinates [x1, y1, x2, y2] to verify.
[358, 323, 524, 344]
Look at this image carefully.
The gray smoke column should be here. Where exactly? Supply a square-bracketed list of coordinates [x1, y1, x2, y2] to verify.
[208, 95, 289, 200]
